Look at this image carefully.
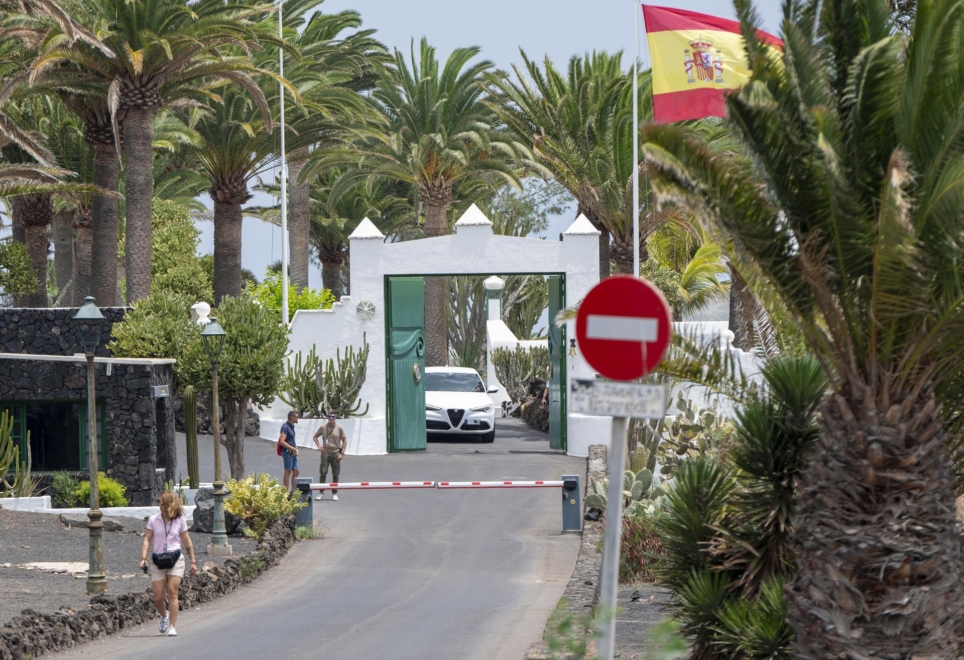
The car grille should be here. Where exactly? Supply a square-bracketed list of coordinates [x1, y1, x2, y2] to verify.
[446, 409, 465, 428]
[426, 420, 451, 431]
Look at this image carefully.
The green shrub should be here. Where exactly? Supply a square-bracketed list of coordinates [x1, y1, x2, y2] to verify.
[74, 473, 129, 507]
[248, 271, 335, 315]
[223, 473, 304, 539]
[50, 471, 80, 508]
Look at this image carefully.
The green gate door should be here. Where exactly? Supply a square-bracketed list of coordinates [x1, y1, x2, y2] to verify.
[548, 275, 567, 451]
[386, 277, 427, 452]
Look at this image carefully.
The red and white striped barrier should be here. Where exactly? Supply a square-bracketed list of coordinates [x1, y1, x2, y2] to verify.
[308, 481, 436, 490]
[436, 480, 565, 489]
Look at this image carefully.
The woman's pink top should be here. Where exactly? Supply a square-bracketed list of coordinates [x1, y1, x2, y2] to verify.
[146, 512, 187, 554]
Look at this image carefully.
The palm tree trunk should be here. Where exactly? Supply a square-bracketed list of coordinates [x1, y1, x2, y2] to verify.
[213, 199, 243, 303]
[287, 156, 311, 290]
[91, 142, 120, 307]
[579, 205, 610, 279]
[10, 197, 25, 245]
[788, 386, 963, 658]
[122, 106, 154, 303]
[21, 193, 52, 307]
[609, 237, 634, 276]
[423, 203, 449, 366]
[728, 269, 751, 350]
[321, 260, 343, 298]
[51, 209, 73, 301]
[71, 208, 93, 306]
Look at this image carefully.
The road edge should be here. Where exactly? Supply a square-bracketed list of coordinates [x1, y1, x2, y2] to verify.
[0, 514, 297, 660]
[525, 444, 607, 659]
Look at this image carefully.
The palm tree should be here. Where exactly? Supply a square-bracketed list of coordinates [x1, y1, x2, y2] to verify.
[310, 38, 520, 365]
[308, 171, 411, 297]
[279, 0, 386, 290]
[31, 0, 279, 302]
[642, 0, 964, 653]
[487, 52, 637, 277]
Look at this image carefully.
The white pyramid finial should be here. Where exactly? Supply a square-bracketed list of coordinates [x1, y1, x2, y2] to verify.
[563, 214, 600, 236]
[453, 203, 492, 227]
[348, 217, 385, 240]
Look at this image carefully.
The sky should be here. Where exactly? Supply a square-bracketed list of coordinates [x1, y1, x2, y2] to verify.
[201, 0, 786, 289]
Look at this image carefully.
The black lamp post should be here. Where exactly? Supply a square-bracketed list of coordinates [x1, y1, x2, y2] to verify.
[74, 296, 107, 594]
[200, 317, 231, 556]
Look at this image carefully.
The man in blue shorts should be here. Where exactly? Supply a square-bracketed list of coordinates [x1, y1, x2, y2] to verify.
[279, 411, 300, 494]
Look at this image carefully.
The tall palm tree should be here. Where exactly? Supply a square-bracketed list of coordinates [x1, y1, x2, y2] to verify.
[280, 0, 386, 290]
[643, 0, 964, 654]
[32, 0, 280, 302]
[310, 38, 521, 365]
[488, 51, 626, 278]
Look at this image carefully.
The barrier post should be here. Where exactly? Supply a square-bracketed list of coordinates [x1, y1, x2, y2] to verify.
[561, 474, 581, 532]
[295, 477, 313, 528]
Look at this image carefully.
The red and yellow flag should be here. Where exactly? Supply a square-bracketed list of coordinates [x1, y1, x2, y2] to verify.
[642, 5, 783, 123]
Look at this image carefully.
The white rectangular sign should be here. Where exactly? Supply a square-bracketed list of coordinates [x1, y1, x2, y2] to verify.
[569, 379, 668, 418]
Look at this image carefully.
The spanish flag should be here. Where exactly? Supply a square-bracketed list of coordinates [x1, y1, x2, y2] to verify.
[642, 5, 783, 123]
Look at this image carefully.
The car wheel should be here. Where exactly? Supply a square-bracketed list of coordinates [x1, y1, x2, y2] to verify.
[480, 430, 495, 443]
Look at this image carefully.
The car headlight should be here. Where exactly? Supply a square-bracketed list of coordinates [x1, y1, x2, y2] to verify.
[426, 404, 442, 411]
[470, 405, 493, 413]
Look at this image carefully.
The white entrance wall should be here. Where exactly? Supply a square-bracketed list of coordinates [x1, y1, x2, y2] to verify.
[259, 204, 606, 455]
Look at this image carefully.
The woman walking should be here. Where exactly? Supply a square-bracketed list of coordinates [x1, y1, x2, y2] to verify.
[139, 491, 197, 636]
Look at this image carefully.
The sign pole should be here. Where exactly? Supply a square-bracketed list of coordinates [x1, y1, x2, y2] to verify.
[632, 0, 640, 278]
[598, 416, 629, 659]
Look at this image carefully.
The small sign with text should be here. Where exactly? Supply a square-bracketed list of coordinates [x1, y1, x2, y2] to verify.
[569, 379, 668, 419]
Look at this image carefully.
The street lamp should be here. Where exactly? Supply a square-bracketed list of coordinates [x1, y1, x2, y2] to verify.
[200, 317, 232, 556]
[74, 296, 106, 595]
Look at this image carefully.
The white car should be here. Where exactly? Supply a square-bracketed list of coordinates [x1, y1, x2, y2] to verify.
[425, 367, 497, 442]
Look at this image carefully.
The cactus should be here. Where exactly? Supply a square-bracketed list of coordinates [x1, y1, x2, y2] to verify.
[183, 386, 200, 489]
[656, 393, 736, 479]
[585, 469, 660, 517]
[279, 347, 323, 416]
[1, 409, 37, 498]
[316, 334, 370, 418]
[491, 345, 550, 403]
[279, 336, 370, 418]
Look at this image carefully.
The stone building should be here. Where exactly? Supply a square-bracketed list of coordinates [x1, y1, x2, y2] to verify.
[0, 308, 175, 505]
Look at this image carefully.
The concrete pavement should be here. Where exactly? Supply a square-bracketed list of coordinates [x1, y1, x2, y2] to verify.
[55, 418, 582, 660]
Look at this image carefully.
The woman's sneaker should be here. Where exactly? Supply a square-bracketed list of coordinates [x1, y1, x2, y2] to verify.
[167, 627, 178, 637]
[159, 616, 169, 634]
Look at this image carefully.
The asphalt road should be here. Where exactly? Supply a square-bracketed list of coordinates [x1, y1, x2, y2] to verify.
[55, 418, 582, 660]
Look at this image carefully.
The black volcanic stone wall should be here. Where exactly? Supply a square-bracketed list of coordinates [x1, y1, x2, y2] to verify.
[0, 308, 126, 357]
[0, 357, 175, 505]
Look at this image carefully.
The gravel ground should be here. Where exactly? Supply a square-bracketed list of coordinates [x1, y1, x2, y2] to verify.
[0, 509, 256, 625]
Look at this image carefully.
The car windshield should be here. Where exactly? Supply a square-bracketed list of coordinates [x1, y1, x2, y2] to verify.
[425, 372, 485, 393]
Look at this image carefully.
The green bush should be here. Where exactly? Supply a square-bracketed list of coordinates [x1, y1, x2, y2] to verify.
[74, 473, 129, 507]
[50, 471, 80, 508]
[654, 355, 826, 659]
[248, 271, 335, 315]
[224, 473, 304, 539]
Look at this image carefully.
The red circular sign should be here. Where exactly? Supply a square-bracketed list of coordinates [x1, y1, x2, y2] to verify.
[575, 276, 672, 381]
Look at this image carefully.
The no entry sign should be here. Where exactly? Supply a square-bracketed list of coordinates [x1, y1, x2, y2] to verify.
[575, 275, 672, 381]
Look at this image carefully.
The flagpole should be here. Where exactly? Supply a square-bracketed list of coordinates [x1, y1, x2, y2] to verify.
[632, 0, 640, 278]
[278, 0, 289, 326]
